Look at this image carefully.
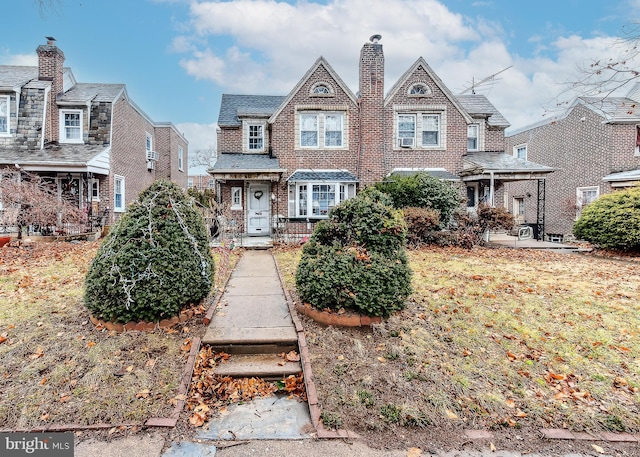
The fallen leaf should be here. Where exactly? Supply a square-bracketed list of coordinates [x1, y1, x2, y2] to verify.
[174, 394, 187, 401]
[59, 395, 71, 403]
[377, 356, 387, 363]
[0, 336, 7, 344]
[285, 351, 300, 362]
[86, 341, 96, 348]
[126, 365, 134, 372]
[39, 377, 47, 386]
[145, 359, 156, 369]
[40, 413, 50, 421]
[505, 399, 516, 408]
[591, 444, 605, 454]
[180, 339, 192, 352]
[337, 355, 344, 360]
[189, 412, 206, 427]
[490, 442, 496, 452]
[407, 447, 422, 457]
[136, 389, 151, 399]
[515, 409, 527, 418]
[445, 409, 458, 419]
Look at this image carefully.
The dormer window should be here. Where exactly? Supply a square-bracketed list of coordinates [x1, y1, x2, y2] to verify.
[409, 83, 431, 96]
[59, 109, 83, 143]
[0, 95, 9, 135]
[310, 82, 334, 96]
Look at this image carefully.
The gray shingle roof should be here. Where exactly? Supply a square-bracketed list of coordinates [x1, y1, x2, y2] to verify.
[0, 143, 107, 166]
[602, 168, 640, 182]
[389, 168, 459, 181]
[218, 94, 286, 127]
[0, 66, 38, 89]
[580, 96, 640, 122]
[461, 151, 555, 174]
[58, 83, 124, 103]
[457, 94, 510, 128]
[287, 170, 357, 182]
[210, 153, 283, 172]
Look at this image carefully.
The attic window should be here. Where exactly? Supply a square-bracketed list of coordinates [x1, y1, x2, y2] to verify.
[311, 82, 333, 96]
[409, 83, 431, 96]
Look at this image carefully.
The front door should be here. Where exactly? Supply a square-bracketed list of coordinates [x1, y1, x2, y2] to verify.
[247, 183, 270, 236]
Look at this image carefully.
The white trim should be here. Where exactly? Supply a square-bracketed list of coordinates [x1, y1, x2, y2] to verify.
[59, 109, 83, 143]
[513, 143, 527, 160]
[178, 146, 184, 171]
[288, 181, 356, 219]
[0, 95, 10, 136]
[576, 186, 599, 219]
[114, 175, 125, 212]
[231, 186, 242, 210]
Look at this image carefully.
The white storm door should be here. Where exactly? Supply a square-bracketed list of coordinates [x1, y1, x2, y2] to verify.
[247, 183, 270, 236]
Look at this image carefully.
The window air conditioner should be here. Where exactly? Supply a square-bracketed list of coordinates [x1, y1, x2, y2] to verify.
[400, 138, 414, 148]
[146, 150, 159, 161]
[147, 160, 155, 170]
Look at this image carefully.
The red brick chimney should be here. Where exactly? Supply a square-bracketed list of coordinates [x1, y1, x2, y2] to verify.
[358, 35, 385, 186]
[36, 37, 65, 144]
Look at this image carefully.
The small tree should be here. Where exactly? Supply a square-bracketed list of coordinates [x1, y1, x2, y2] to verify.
[84, 180, 215, 323]
[295, 188, 412, 318]
[374, 172, 460, 226]
[573, 186, 640, 251]
[0, 168, 82, 239]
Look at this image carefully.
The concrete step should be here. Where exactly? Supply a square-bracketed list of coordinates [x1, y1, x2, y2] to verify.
[214, 353, 302, 380]
[202, 326, 298, 354]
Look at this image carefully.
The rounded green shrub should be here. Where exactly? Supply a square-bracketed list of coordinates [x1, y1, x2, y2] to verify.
[573, 186, 640, 251]
[295, 188, 412, 318]
[84, 179, 215, 323]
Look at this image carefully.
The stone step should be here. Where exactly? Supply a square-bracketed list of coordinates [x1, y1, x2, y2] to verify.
[214, 353, 302, 380]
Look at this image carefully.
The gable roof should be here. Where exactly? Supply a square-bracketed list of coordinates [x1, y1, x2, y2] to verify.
[217, 94, 286, 127]
[269, 57, 358, 123]
[385, 57, 474, 124]
[0, 66, 38, 90]
[58, 82, 125, 104]
[457, 94, 510, 128]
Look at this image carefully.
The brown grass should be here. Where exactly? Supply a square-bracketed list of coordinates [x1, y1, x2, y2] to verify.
[0, 241, 239, 430]
[273, 245, 640, 441]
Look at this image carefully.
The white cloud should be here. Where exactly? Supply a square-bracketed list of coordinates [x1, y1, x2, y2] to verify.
[0, 53, 37, 66]
[175, 0, 634, 131]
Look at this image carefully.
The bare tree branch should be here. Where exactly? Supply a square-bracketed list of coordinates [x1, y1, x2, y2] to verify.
[189, 145, 217, 170]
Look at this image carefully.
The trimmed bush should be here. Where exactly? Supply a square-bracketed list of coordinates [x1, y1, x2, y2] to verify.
[295, 188, 412, 318]
[573, 186, 640, 251]
[84, 180, 215, 323]
[402, 206, 441, 246]
[374, 172, 460, 225]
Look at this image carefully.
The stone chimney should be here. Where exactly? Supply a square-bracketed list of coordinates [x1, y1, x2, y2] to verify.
[37, 37, 65, 144]
[358, 35, 385, 185]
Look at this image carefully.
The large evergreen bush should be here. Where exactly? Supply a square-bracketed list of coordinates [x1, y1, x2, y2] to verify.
[573, 186, 640, 251]
[295, 188, 412, 318]
[84, 180, 215, 323]
[374, 172, 460, 225]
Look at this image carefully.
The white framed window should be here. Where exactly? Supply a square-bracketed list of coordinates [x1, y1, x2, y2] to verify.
[91, 179, 100, 201]
[114, 175, 125, 212]
[248, 124, 264, 151]
[513, 197, 525, 222]
[178, 146, 184, 171]
[288, 181, 356, 218]
[59, 109, 83, 143]
[422, 114, 440, 146]
[467, 125, 479, 151]
[187, 178, 194, 188]
[208, 179, 215, 189]
[231, 186, 242, 210]
[0, 95, 9, 135]
[514, 144, 527, 160]
[298, 112, 345, 148]
[146, 132, 153, 154]
[396, 112, 442, 148]
[409, 83, 430, 95]
[576, 186, 599, 219]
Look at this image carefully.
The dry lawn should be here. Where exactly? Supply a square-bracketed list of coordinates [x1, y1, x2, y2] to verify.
[0, 241, 237, 430]
[274, 245, 640, 446]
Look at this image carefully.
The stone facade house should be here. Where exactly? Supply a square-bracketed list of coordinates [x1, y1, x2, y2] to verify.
[211, 36, 553, 239]
[0, 38, 187, 232]
[505, 86, 640, 241]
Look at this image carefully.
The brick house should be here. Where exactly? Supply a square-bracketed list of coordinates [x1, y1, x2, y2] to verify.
[505, 87, 640, 241]
[0, 38, 187, 231]
[187, 174, 215, 191]
[211, 36, 553, 239]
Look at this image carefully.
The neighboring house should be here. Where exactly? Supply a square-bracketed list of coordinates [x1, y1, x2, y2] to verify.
[187, 174, 215, 190]
[505, 86, 640, 241]
[211, 35, 553, 238]
[0, 38, 187, 231]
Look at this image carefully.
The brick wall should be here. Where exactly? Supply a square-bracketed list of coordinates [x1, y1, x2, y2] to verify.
[155, 124, 188, 189]
[505, 103, 640, 237]
[36, 42, 64, 144]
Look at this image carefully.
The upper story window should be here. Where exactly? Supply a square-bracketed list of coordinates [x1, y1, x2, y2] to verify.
[208, 178, 215, 189]
[467, 125, 479, 151]
[146, 132, 153, 154]
[248, 124, 264, 151]
[178, 146, 184, 171]
[409, 83, 431, 96]
[299, 112, 345, 148]
[60, 109, 83, 143]
[187, 178, 194, 189]
[0, 95, 9, 135]
[396, 111, 443, 148]
[514, 144, 527, 160]
[310, 82, 334, 96]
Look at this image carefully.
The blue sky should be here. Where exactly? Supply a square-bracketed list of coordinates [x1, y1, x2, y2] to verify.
[3, 0, 640, 170]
